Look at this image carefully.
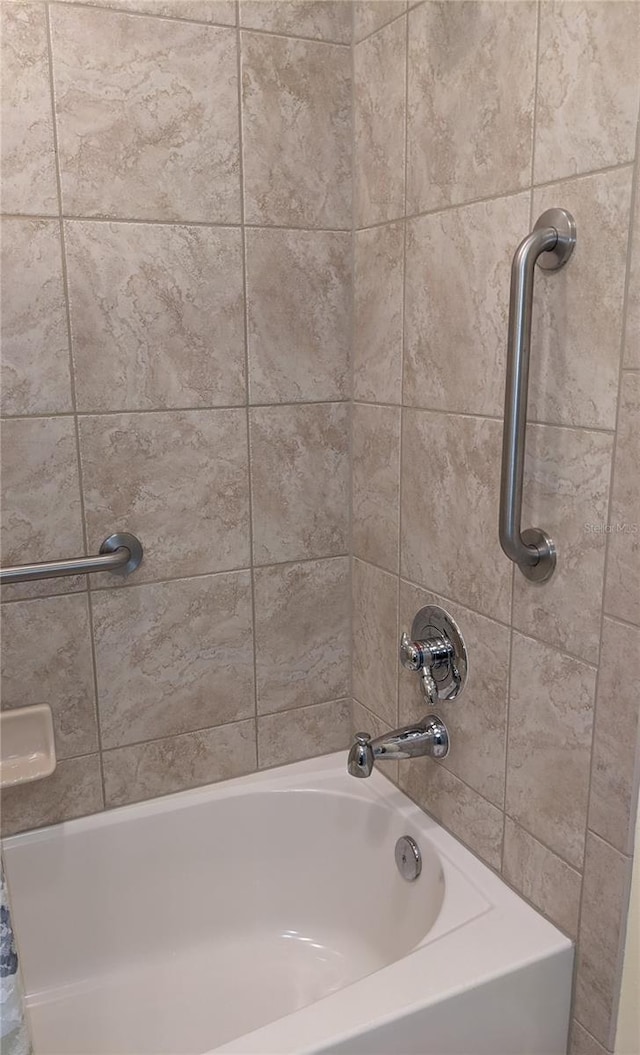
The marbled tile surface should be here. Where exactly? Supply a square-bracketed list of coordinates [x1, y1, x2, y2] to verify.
[50, 4, 240, 222]
[0, 756, 104, 838]
[353, 0, 406, 43]
[246, 229, 350, 404]
[353, 222, 404, 404]
[604, 372, 640, 627]
[241, 31, 351, 228]
[354, 15, 406, 228]
[78, 410, 250, 583]
[1, 219, 72, 416]
[624, 186, 640, 369]
[240, 1, 352, 43]
[254, 558, 350, 714]
[506, 633, 596, 869]
[1, 594, 98, 759]
[66, 0, 237, 23]
[92, 571, 254, 747]
[502, 817, 582, 937]
[257, 698, 351, 770]
[407, 1, 536, 213]
[0, 2, 58, 215]
[250, 403, 349, 565]
[352, 559, 398, 727]
[65, 221, 245, 411]
[535, 0, 640, 184]
[352, 404, 400, 572]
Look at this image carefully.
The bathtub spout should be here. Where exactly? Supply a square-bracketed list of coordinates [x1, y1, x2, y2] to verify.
[347, 716, 449, 778]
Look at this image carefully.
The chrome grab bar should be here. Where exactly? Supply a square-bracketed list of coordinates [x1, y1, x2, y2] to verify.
[0, 532, 143, 585]
[499, 208, 576, 583]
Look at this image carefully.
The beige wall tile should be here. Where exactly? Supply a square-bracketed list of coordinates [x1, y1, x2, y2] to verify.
[1, 219, 72, 416]
[65, 221, 245, 412]
[0, 755, 104, 838]
[624, 185, 640, 369]
[258, 698, 351, 769]
[254, 558, 349, 714]
[79, 409, 250, 583]
[1, 594, 98, 759]
[530, 169, 633, 430]
[353, 404, 400, 571]
[250, 403, 349, 565]
[354, 16, 406, 228]
[401, 410, 512, 622]
[513, 424, 613, 662]
[353, 222, 404, 404]
[535, 1, 640, 185]
[398, 581, 509, 808]
[0, 417, 85, 602]
[604, 372, 640, 626]
[241, 32, 351, 228]
[404, 194, 529, 417]
[50, 6, 240, 222]
[246, 229, 350, 404]
[506, 633, 596, 868]
[103, 720, 256, 808]
[400, 758, 504, 870]
[353, 1, 406, 43]
[0, 2, 58, 215]
[92, 571, 254, 748]
[570, 1022, 610, 1055]
[352, 559, 398, 727]
[589, 618, 640, 856]
[240, 2, 351, 43]
[575, 833, 633, 1048]
[407, 1, 536, 214]
[503, 817, 582, 937]
[71, 1, 237, 22]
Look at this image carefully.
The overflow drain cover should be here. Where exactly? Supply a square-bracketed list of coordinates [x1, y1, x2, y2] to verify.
[395, 835, 422, 881]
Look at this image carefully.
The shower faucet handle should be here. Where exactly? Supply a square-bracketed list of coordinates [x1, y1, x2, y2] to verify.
[399, 606, 468, 704]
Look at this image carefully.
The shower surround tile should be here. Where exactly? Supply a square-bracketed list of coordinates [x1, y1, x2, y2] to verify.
[398, 582, 509, 809]
[0, 417, 85, 602]
[49, 5, 240, 222]
[254, 558, 350, 715]
[78, 410, 250, 584]
[92, 572, 254, 748]
[512, 423, 613, 662]
[352, 559, 398, 728]
[241, 32, 351, 228]
[529, 169, 633, 431]
[69, 1, 237, 23]
[534, 1, 640, 184]
[352, 404, 400, 572]
[589, 618, 640, 856]
[353, 1, 406, 43]
[246, 229, 350, 404]
[0, 2, 58, 215]
[103, 721, 256, 808]
[570, 1022, 610, 1055]
[400, 409, 512, 622]
[502, 818, 582, 938]
[604, 372, 640, 627]
[574, 833, 633, 1048]
[506, 633, 596, 869]
[624, 189, 640, 369]
[239, 2, 352, 43]
[354, 15, 406, 228]
[1, 219, 72, 417]
[407, 1, 536, 213]
[250, 403, 349, 565]
[404, 194, 530, 417]
[257, 698, 351, 770]
[1, 594, 98, 760]
[0, 756, 104, 838]
[65, 221, 245, 412]
[353, 223, 404, 404]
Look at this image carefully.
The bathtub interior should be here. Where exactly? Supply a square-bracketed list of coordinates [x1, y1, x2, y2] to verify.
[2, 775, 484, 1055]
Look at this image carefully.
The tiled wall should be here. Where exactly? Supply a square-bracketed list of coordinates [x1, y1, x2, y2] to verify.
[351, 3, 640, 1053]
[0, 0, 353, 832]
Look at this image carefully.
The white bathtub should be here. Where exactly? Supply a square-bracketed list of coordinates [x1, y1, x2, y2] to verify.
[2, 753, 573, 1055]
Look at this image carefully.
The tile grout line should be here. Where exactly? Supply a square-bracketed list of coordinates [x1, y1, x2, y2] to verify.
[347, 0, 356, 718]
[44, 0, 107, 807]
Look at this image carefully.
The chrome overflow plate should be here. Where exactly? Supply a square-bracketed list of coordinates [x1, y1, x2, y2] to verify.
[400, 605, 468, 704]
[395, 836, 422, 881]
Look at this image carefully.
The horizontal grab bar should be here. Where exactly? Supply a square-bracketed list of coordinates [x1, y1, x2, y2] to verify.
[499, 208, 576, 583]
[0, 532, 143, 585]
